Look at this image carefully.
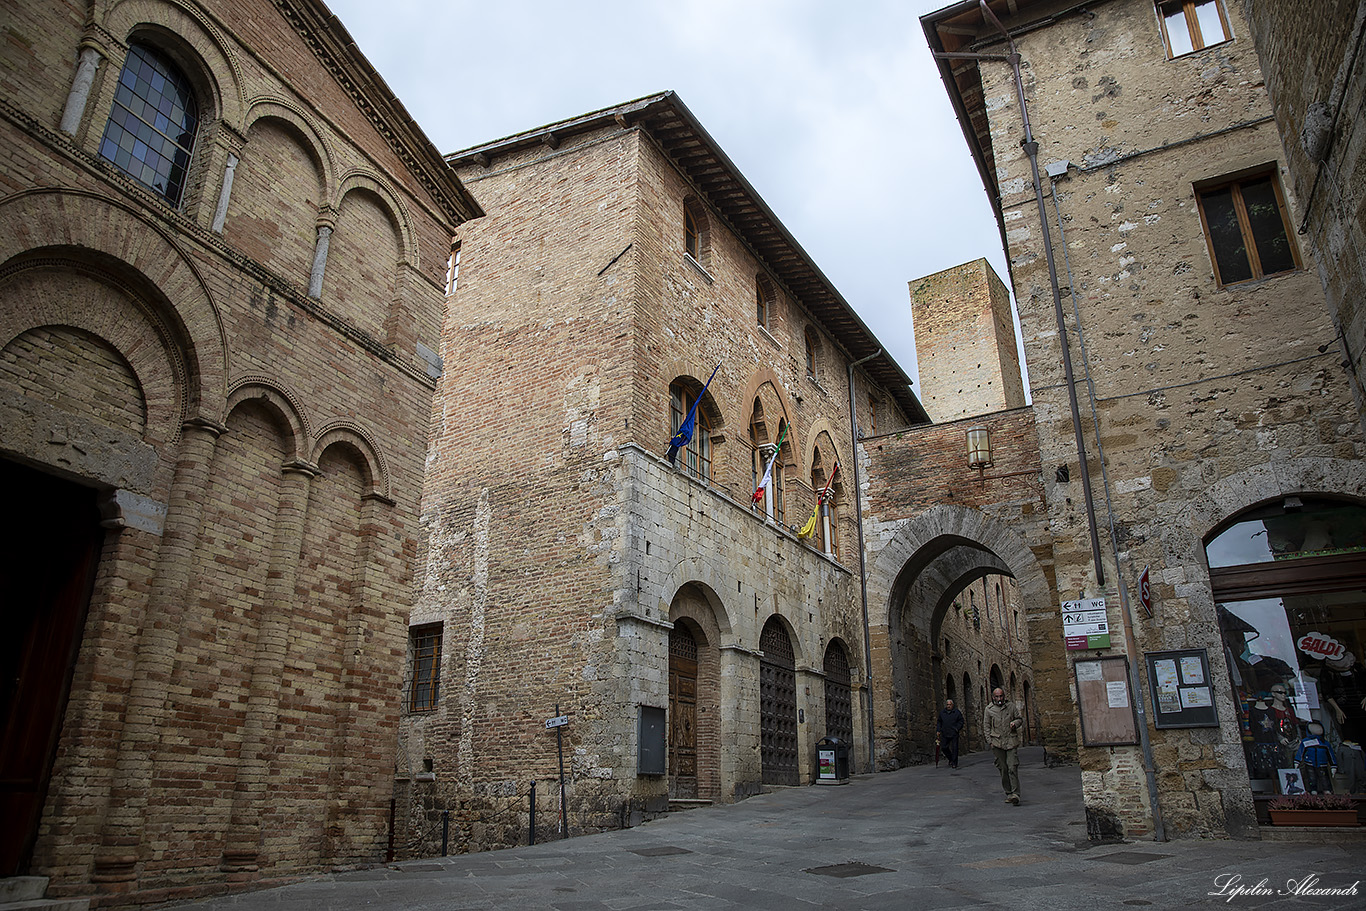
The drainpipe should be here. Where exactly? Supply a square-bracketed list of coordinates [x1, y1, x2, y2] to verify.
[848, 348, 881, 773]
[928, 0, 1165, 842]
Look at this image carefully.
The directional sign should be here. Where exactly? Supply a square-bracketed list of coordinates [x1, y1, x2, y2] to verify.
[1062, 597, 1110, 650]
[545, 714, 569, 729]
[1139, 566, 1152, 617]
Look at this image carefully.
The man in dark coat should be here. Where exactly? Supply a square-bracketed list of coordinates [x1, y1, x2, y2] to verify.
[937, 698, 965, 769]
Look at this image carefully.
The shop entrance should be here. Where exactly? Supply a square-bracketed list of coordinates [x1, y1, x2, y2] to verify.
[0, 459, 104, 875]
[1211, 497, 1366, 802]
[759, 617, 797, 786]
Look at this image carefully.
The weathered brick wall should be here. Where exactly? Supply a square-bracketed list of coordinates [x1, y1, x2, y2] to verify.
[968, 0, 1366, 839]
[911, 258, 1026, 421]
[402, 114, 899, 854]
[861, 408, 1058, 767]
[0, 0, 470, 902]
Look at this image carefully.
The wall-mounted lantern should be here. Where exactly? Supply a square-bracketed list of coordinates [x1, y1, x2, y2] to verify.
[966, 426, 993, 470]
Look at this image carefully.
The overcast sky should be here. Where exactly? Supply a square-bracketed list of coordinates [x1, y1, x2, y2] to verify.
[326, 0, 1014, 388]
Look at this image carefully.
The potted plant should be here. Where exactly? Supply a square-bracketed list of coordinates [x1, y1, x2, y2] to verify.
[1267, 793, 1360, 827]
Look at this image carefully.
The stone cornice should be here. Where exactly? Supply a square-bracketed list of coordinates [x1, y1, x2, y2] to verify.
[275, 0, 483, 226]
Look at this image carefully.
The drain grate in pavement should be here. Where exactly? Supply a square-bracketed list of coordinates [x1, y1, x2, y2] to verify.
[1093, 852, 1171, 865]
[805, 861, 894, 878]
[630, 846, 692, 857]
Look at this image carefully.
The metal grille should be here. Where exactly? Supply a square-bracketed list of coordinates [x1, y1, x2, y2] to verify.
[759, 619, 797, 785]
[823, 644, 853, 745]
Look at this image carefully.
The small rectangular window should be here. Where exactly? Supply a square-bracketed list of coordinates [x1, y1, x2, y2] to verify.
[1195, 169, 1299, 287]
[409, 624, 442, 712]
[1158, 0, 1231, 58]
[445, 243, 461, 296]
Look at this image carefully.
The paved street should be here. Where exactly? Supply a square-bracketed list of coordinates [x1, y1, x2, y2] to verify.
[172, 747, 1364, 910]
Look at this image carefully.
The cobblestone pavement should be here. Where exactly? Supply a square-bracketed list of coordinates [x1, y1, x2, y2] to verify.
[170, 747, 1364, 910]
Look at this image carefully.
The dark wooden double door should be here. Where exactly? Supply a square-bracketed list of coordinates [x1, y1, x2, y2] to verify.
[668, 625, 699, 798]
[1, 460, 104, 875]
[760, 619, 798, 786]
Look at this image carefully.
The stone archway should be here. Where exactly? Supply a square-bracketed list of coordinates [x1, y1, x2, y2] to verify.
[866, 505, 1068, 770]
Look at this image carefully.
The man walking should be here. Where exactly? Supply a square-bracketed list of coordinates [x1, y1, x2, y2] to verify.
[985, 687, 1023, 804]
[937, 699, 965, 769]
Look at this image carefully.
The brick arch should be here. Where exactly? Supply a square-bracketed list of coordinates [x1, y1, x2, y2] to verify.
[0, 190, 227, 421]
[241, 100, 335, 201]
[0, 260, 184, 448]
[101, 0, 247, 129]
[311, 421, 391, 501]
[802, 419, 848, 480]
[335, 171, 416, 265]
[225, 379, 310, 465]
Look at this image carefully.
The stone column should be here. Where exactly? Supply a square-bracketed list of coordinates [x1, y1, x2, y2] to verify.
[307, 224, 332, 299]
[210, 153, 239, 234]
[60, 44, 103, 136]
[93, 417, 224, 889]
[220, 459, 318, 877]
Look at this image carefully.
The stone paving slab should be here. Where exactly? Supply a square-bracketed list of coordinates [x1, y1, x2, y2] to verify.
[169, 748, 1363, 910]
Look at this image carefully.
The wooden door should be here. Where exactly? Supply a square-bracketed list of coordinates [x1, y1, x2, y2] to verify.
[823, 644, 853, 745]
[760, 618, 797, 785]
[0, 461, 103, 875]
[668, 625, 698, 798]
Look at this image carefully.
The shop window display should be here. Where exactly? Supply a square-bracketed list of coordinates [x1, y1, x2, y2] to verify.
[1210, 497, 1366, 798]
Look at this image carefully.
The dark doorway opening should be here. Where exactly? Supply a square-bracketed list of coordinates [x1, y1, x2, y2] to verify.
[0, 459, 104, 875]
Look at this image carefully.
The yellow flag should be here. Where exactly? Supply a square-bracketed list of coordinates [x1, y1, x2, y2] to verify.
[797, 505, 819, 539]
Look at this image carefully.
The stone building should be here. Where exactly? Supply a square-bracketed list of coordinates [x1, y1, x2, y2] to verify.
[0, 0, 478, 903]
[1242, 0, 1366, 430]
[396, 92, 931, 854]
[921, 0, 1366, 840]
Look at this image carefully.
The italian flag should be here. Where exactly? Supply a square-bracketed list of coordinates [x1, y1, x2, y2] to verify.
[751, 422, 788, 505]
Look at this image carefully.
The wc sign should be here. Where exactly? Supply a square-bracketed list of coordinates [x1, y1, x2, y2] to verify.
[1062, 597, 1111, 650]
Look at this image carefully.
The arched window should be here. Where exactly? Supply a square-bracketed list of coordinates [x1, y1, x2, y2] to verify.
[810, 449, 838, 558]
[683, 197, 709, 266]
[99, 44, 199, 206]
[804, 328, 819, 380]
[669, 379, 712, 481]
[756, 275, 775, 329]
[749, 400, 785, 523]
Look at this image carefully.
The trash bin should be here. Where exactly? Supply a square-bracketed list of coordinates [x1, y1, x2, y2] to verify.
[816, 736, 850, 783]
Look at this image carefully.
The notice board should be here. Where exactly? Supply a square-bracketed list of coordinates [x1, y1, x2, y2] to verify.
[1075, 656, 1139, 746]
[1146, 648, 1219, 729]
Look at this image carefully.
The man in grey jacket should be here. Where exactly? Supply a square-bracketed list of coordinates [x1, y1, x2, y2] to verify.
[985, 687, 1023, 804]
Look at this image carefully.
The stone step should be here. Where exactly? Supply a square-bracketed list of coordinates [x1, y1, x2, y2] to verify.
[0, 880, 47, 904]
[0, 877, 89, 911]
[667, 798, 713, 812]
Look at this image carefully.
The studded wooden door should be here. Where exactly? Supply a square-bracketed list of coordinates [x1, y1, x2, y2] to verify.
[759, 618, 797, 785]
[668, 625, 698, 798]
[823, 644, 853, 746]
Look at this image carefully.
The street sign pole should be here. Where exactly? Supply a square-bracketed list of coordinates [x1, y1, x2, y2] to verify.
[554, 704, 568, 838]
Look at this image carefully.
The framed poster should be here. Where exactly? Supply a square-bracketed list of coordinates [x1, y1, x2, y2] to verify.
[1146, 648, 1219, 729]
[1075, 656, 1139, 746]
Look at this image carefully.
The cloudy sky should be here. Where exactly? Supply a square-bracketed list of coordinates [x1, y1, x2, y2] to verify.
[326, 0, 1014, 387]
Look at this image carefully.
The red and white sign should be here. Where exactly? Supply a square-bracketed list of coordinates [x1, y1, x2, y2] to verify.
[1297, 632, 1346, 661]
[1138, 566, 1152, 617]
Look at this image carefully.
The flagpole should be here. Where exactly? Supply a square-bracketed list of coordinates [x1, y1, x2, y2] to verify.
[847, 348, 880, 774]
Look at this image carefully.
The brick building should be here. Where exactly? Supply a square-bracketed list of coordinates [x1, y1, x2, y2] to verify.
[920, 0, 1366, 840]
[0, 0, 478, 903]
[395, 92, 934, 854]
